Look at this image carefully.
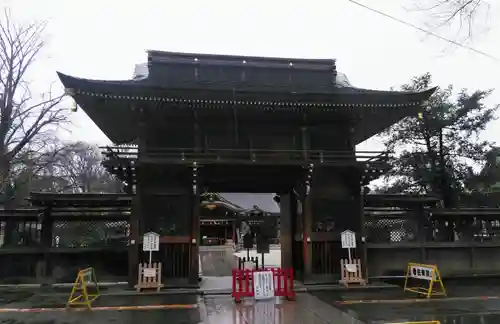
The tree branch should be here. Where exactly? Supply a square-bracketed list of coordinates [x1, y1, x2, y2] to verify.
[0, 10, 69, 199]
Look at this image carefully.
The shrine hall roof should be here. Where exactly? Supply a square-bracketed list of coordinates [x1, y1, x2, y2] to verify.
[201, 192, 279, 214]
[57, 50, 436, 144]
[219, 193, 280, 214]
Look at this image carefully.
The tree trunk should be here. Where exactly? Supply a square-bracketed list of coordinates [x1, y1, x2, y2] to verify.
[423, 127, 440, 196]
[438, 128, 456, 208]
[0, 156, 16, 246]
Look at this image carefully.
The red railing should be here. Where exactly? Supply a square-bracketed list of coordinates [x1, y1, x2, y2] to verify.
[231, 267, 295, 303]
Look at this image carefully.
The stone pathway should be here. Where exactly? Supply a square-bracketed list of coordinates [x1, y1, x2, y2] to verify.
[201, 294, 364, 324]
[200, 246, 236, 277]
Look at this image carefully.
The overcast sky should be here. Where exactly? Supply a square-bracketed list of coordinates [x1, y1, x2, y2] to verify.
[2, 0, 499, 151]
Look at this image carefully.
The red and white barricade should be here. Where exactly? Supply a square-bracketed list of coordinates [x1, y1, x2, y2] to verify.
[231, 267, 295, 303]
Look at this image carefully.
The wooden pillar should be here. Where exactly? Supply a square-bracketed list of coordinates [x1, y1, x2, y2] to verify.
[190, 171, 200, 284]
[190, 107, 201, 284]
[39, 206, 53, 284]
[359, 178, 368, 281]
[128, 190, 140, 288]
[128, 106, 146, 288]
[232, 220, 236, 242]
[279, 192, 293, 270]
[300, 120, 312, 279]
[303, 193, 313, 280]
[285, 192, 299, 276]
[416, 203, 427, 263]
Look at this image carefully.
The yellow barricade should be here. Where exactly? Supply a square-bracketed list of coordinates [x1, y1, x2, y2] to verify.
[403, 262, 446, 299]
[66, 267, 100, 309]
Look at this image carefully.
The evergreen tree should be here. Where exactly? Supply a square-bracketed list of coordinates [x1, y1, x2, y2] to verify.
[379, 73, 497, 207]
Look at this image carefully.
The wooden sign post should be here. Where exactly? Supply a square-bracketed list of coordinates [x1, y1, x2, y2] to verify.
[256, 234, 270, 270]
[135, 232, 164, 292]
[339, 230, 366, 287]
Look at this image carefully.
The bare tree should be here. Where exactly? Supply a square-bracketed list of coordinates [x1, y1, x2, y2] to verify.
[409, 0, 491, 41]
[0, 9, 68, 204]
[52, 142, 122, 193]
[8, 137, 68, 203]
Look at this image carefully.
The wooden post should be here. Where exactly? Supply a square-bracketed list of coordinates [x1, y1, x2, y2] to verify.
[359, 177, 369, 282]
[39, 205, 53, 284]
[279, 192, 293, 270]
[303, 194, 312, 280]
[289, 192, 299, 276]
[300, 124, 312, 281]
[128, 106, 146, 288]
[190, 107, 201, 284]
[128, 195, 140, 288]
[417, 204, 426, 263]
[190, 184, 200, 284]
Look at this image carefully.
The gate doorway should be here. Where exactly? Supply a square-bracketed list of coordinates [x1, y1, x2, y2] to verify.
[197, 192, 283, 289]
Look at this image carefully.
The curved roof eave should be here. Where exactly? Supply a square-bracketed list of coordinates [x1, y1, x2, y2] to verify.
[57, 72, 147, 89]
[339, 86, 437, 96]
[202, 200, 243, 213]
[57, 72, 144, 144]
[56, 71, 437, 144]
[57, 71, 437, 100]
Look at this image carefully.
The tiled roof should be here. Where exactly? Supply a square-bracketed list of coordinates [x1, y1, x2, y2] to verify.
[218, 193, 279, 213]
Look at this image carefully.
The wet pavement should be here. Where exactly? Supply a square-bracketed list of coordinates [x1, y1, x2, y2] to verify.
[203, 294, 361, 324]
[312, 277, 500, 324]
[0, 291, 202, 324]
[2, 278, 500, 323]
[0, 290, 361, 324]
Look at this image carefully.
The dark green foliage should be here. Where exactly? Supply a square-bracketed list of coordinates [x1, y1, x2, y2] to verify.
[466, 147, 500, 193]
[378, 73, 498, 206]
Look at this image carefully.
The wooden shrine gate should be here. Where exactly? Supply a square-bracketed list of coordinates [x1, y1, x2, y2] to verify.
[101, 146, 392, 286]
[57, 51, 436, 286]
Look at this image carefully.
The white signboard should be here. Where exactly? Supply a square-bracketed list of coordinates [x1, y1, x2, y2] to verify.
[253, 271, 274, 300]
[143, 232, 160, 252]
[341, 230, 356, 249]
[143, 268, 156, 278]
[409, 265, 434, 281]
